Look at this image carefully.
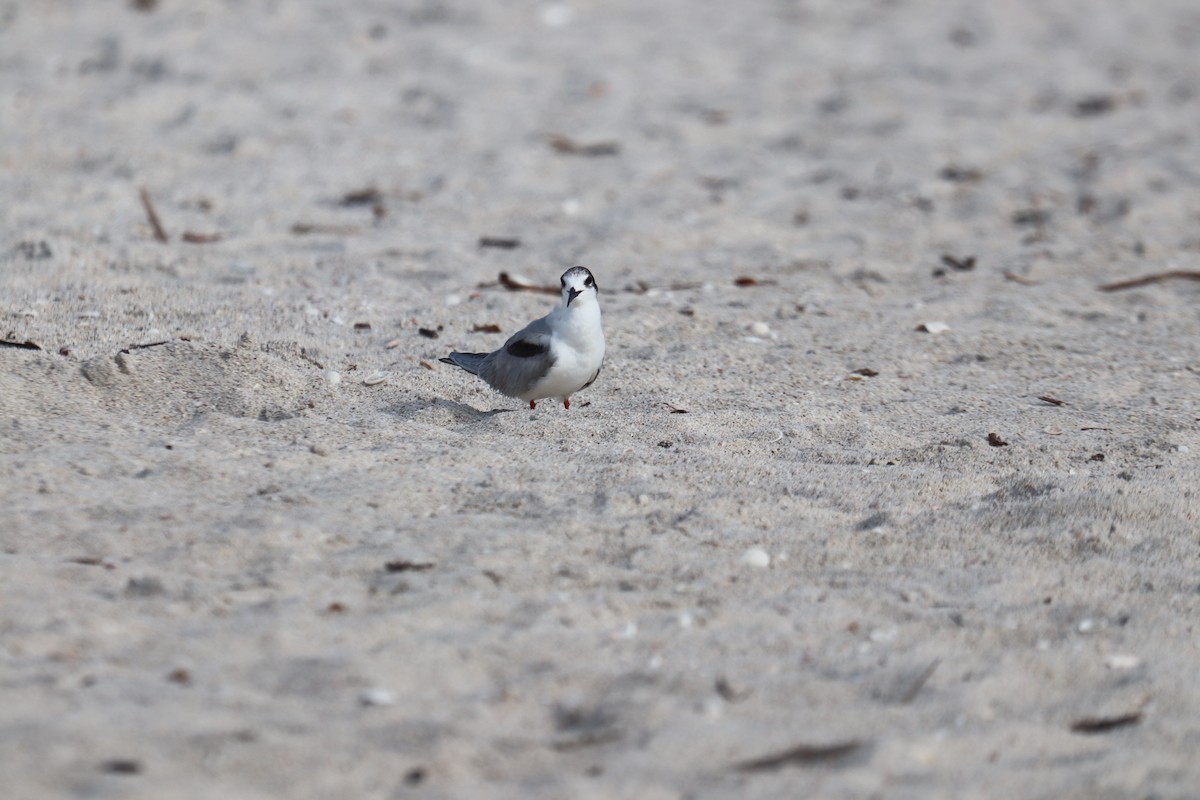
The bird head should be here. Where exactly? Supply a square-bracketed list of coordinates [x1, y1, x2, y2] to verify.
[560, 266, 599, 308]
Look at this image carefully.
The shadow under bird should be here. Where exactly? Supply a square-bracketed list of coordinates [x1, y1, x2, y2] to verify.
[439, 266, 605, 409]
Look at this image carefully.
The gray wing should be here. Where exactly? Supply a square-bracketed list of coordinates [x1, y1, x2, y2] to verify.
[478, 317, 555, 398]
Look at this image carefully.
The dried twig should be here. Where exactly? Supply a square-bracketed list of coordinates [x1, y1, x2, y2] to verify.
[181, 231, 222, 244]
[1098, 271, 1200, 292]
[547, 134, 620, 156]
[290, 222, 359, 235]
[735, 741, 865, 772]
[118, 340, 169, 354]
[139, 187, 169, 242]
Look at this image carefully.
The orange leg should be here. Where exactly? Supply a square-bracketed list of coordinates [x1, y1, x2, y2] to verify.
[529, 399, 537, 410]
[563, 398, 571, 410]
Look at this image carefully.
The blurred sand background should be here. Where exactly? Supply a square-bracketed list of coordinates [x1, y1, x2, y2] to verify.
[3, 1, 1200, 797]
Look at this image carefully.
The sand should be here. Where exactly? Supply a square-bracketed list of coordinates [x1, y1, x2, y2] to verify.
[2, 1, 1200, 797]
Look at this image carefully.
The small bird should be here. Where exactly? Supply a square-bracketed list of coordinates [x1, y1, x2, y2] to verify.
[440, 266, 605, 409]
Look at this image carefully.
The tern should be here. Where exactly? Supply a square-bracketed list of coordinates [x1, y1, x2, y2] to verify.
[440, 266, 605, 409]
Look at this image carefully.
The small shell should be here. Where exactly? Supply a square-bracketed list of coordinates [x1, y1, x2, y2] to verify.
[363, 370, 390, 386]
[741, 547, 771, 568]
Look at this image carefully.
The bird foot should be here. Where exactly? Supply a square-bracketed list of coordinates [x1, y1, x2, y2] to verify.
[529, 400, 537, 410]
[563, 398, 571, 410]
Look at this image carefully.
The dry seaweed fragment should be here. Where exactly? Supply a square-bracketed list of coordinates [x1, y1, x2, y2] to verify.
[479, 236, 521, 249]
[498, 272, 559, 294]
[1070, 710, 1142, 734]
[340, 187, 382, 206]
[940, 254, 976, 271]
[0, 338, 41, 350]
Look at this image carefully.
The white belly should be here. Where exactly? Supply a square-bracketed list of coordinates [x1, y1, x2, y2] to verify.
[520, 299, 604, 402]
[523, 343, 603, 401]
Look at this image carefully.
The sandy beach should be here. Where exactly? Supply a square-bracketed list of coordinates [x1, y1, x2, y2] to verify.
[3, 1, 1200, 797]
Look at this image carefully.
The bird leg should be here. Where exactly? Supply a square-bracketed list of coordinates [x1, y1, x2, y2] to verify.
[529, 399, 537, 410]
[563, 398, 571, 410]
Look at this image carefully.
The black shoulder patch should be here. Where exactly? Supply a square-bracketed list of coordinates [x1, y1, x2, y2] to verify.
[506, 339, 549, 358]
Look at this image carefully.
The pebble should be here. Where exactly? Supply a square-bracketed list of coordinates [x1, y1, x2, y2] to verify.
[310, 443, 330, 456]
[1077, 618, 1100, 633]
[363, 370, 390, 386]
[1176, 445, 1190, 453]
[740, 547, 771, 568]
[918, 321, 950, 334]
[326, 370, 341, 386]
[747, 321, 771, 337]
[358, 688, 396, 707]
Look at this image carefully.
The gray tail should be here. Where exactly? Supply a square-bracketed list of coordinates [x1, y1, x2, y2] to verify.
[439, 351, 487, 375]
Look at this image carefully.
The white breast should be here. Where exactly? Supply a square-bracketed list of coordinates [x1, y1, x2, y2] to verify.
[524, 303, 604, 401]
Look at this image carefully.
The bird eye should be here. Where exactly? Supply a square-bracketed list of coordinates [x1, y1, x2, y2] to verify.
[584, 276, 594, 287]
